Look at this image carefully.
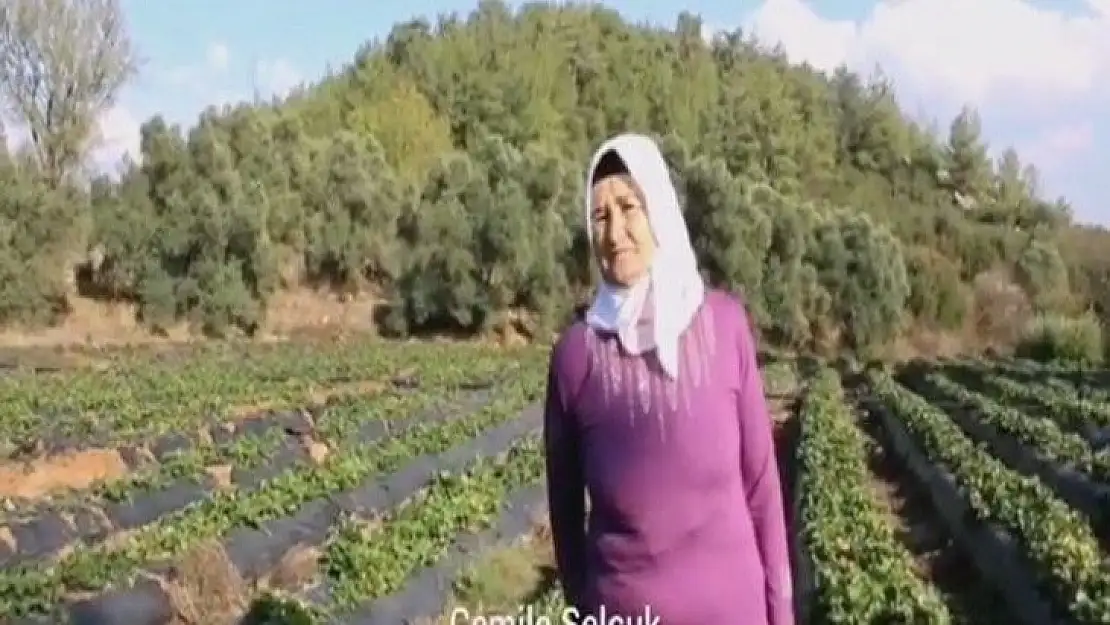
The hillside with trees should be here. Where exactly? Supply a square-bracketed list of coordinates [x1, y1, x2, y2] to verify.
[2, 0, 1109, 360]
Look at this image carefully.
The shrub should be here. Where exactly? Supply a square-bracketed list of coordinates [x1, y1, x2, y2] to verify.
[1014, 311, 1104, 366]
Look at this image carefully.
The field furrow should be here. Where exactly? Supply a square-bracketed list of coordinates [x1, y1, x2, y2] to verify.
[794, 367, 971, 624]
[4, 339, 1110, 625]
[946, 361, 1110, 441]
[854, 398, 1006, 623]
[869, 369, 1110, 625]
[0, 342, 548, 623]
[905, 372, 1110, 548]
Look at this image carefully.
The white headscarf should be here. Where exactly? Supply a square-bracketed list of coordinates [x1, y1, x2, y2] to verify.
[583, 133, 705, 380]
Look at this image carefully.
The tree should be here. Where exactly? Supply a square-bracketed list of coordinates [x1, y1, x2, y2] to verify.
[944, 106, 992, 207]
[0, 0, 137, 185]
[0, 1, 1097, 351]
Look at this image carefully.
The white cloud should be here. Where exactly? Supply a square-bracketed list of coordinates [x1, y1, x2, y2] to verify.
[206, 42, 230, 73]
[2, 103, 141, 174]
[89, 105, 142, 172]
[741, 0, 857, 73]
[255, 59, 301, 98]
[77, 49, 299, 174]
[741, 0, 1110, 220]
[167, 41, 233, 92]
[79, 53, 300, 173]
[743, 0, 1110, 110]
[3, 40, 301, 176]
[3, 116, 23, 152]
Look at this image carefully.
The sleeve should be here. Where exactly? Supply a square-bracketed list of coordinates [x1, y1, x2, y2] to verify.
[734, 300, 794, 625]
[543, 350, 588, 608]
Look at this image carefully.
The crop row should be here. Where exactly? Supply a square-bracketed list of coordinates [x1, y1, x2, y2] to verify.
[0, 341, 544, 452]
[1, 363, 546, 620]
[0, 354, 522, 567]
[868, 370, 1110, 624]
[3, 350, 515, 508]
[918, 372, 1110, 482]
[961, 358, 1110, 398]
[945, 362, 1110, 442]
[309, 438, 546, 621]
[795, 367, 950, 623]
[67, 418, 547, 625]
[905, 370, 1110, 547]
[0, 383, 488, 569]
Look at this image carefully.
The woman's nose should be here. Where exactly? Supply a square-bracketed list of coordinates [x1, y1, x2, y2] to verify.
[603, 213, 626, 245]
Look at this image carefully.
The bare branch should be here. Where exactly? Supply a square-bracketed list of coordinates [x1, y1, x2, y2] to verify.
[0, 0, 137, 186]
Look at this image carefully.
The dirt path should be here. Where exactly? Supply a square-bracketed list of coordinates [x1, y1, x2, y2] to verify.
[854, 396, 1005, 625]
[771, 399, 799, 531]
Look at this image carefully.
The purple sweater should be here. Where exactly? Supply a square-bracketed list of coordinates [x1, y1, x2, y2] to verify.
[543, 289, 793, 625]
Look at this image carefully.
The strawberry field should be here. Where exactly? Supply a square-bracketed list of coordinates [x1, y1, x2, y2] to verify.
[0, 340, 556, 624]
[0, 340, 1108, 624]
[797, 359, 1110, 625]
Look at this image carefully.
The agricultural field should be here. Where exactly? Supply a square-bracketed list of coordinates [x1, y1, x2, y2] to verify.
[1, 338, 1108, 624]
[0, 339, 557, 624]
[797, 359, 1110, 625]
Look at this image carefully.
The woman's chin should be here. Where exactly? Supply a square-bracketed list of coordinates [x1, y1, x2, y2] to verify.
[604, 270, 648, 288]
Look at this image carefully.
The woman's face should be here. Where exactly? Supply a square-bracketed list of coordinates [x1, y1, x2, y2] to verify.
[590, 173, 656, 286]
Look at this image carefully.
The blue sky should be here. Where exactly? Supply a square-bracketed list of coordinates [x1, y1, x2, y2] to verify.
[88, 0, 1110, 224]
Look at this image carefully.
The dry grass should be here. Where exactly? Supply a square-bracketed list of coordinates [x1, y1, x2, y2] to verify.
[441, 514, 557, 622]
[163, 541, 249, 625]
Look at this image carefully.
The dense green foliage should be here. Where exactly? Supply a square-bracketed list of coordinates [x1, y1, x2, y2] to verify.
[3, 1, 1109, 357]
[1014, 312, 1104, 365]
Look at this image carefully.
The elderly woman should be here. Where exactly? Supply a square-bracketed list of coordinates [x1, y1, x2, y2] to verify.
[543, 134, 793, 625]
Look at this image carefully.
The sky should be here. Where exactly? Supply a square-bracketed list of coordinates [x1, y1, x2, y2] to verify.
[5, 0, 1110, 225]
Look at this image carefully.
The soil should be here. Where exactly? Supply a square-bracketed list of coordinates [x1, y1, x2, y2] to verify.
[0, 526, 15, 551]
[226, 379, 385, 420]
[0, 289, 379, 352]
[854, 396, 1007, 625]
[0, 448, 129, 500]
[0, 374, 379, 502]
[771, 397, 800, 542]
[205, 465, 234, 490]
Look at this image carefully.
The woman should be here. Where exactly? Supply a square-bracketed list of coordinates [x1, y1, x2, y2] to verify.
[543, 133, 793, 625]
